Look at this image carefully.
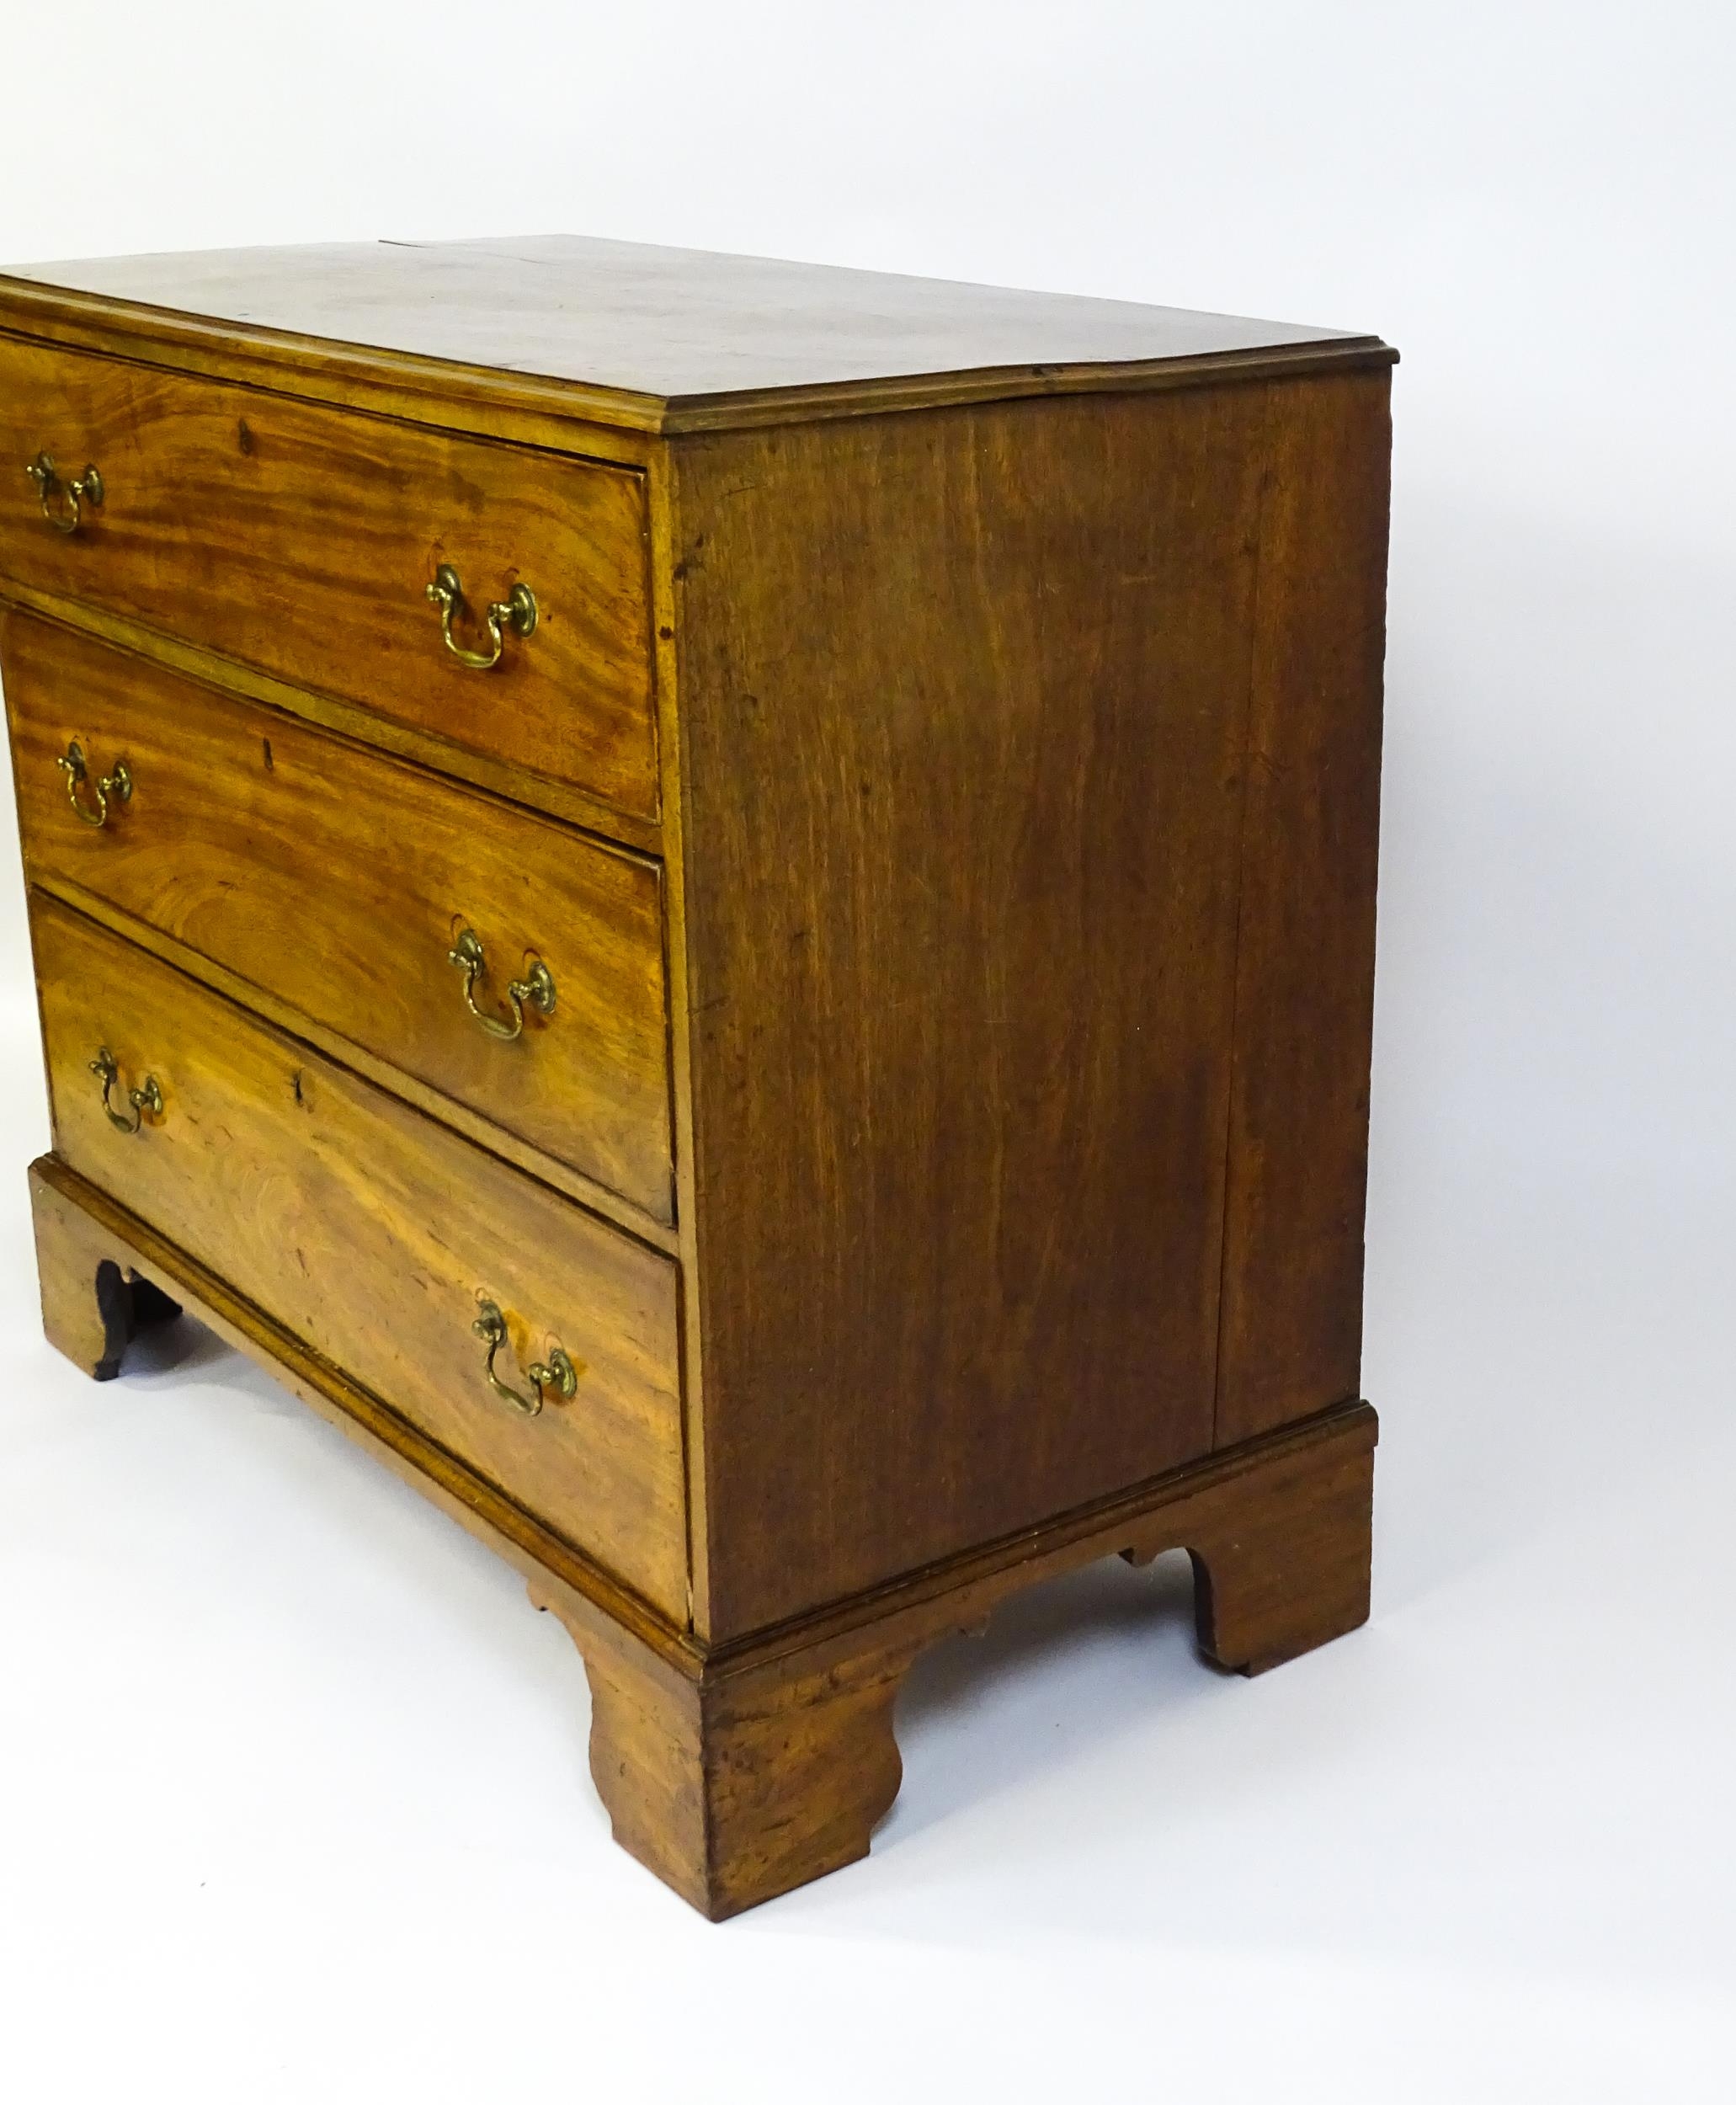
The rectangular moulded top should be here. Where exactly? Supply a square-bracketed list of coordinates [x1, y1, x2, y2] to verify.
[0, 233, 1393, 434]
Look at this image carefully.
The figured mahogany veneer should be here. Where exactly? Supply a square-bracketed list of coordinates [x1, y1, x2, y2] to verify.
[34, 895, 687, 1617]
[4, 610, 673, 1227]
[1, 234, 1394, 1916]
[0, 332, 658, 824]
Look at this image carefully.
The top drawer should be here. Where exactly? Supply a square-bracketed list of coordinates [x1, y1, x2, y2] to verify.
[0, 335, 658, 825]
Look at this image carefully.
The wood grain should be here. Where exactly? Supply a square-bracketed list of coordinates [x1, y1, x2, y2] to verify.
[543, 1397, 1377, 1916]
[29, 1153, 701, 1666]
[548, 1592, 916, 1920]
[1214, 371, 1392, 1447]
[0, 333, 658, 821]
[0, 576, 666, 854]
[31, 1147, 1372, 1920]
[1, 235, 1390, 434]
[6, 237, 1395, 1915]
[669, 386, 1278, 1639]
[32, 893, 689, 1619]
[30, 1160, 181, 1378]
[3, 609, 674, 1223]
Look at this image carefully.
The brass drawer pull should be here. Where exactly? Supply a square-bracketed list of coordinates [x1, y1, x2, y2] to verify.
[25, 451, 104, 535]
[472, 1296, 578, 1417]
[448, 925, 555, 1042]
[425, 562, 537, 671]
[57, 739, 133, 829]
[89, 1047, 163, 1135]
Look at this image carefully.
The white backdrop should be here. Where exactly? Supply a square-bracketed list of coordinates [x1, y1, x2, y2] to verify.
[2, 5, 1732, 2099]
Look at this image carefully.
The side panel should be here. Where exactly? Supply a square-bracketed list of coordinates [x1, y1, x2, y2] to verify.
[672, 387, 1272, 1638]
[1214, 371, 1392, 1445]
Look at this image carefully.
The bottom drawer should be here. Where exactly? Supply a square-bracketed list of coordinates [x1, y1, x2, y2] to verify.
[33, 891, 689, 1621]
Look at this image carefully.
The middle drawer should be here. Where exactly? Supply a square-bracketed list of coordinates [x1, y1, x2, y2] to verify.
[3, 610, 673, 1225]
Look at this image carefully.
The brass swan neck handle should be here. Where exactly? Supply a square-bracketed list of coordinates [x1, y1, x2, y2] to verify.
[426, 562, 537, 671]
[448, 925, 555, 1042]
[58, 739, 133, 828]
[26, 451, 104, 535]
[90, 1048, 163, 1135]
[471, 1297, 578, 1417]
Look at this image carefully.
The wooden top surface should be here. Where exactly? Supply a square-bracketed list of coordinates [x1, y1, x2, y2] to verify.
[0, 235, 1390, 434]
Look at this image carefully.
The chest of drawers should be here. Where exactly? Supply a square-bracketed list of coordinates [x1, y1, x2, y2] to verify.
[1, 236, 1392, 1916]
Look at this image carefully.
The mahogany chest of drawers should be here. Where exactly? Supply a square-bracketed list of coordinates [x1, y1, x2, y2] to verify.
[0, 236, 1393, 1916]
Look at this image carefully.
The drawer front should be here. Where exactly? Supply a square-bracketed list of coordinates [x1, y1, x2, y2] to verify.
[0, 334, 658, 823]
[35, 893, 688, 1619]
[3, 612, 674, 1224]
